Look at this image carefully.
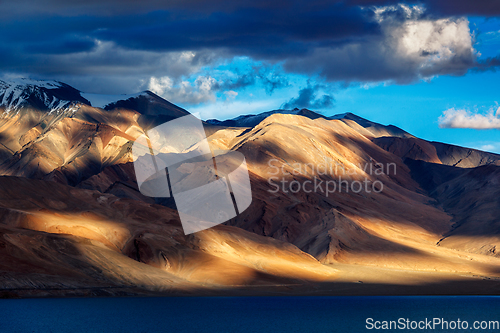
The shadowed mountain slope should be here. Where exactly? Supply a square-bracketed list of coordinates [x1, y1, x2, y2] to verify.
[374, 136, 500, 168]
[404, 159, 500, 258]
[332, 112, 413, 139]
[0, 176, 336, 295]
[2, 79, 500, 296]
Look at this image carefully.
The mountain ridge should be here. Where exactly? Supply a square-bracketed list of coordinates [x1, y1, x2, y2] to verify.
[0, 78, 190, 120]
[207, 109, 413, 139]
[1, 79, 500, 297]
[0, 79, 89, 113]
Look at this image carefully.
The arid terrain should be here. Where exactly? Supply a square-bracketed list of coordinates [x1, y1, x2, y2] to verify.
[1, 79, 500, 298]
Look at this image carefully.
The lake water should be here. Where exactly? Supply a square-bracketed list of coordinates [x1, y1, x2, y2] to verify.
[1, 296, 499, 332]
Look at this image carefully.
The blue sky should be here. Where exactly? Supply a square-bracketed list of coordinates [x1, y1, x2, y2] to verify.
[0, 1, 499, 152]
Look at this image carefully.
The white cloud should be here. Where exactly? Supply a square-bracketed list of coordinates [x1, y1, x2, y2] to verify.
[470, 141, 500, 154]
[438, 107, 500, 129]
[480, 144, 496, 151]
[485, 30, 500, 35]
[285, 5, 476, 83]
[223, 90, 238, 101]
[147, 75, 219, 105]
[7, 41, 220, 95]
[148, 76, 174, 96]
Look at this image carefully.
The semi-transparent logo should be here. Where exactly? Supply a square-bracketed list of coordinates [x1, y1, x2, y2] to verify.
[131, 114, 252, 234]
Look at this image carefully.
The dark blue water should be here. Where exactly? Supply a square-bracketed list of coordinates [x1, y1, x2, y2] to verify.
[0, 296, 499, 332]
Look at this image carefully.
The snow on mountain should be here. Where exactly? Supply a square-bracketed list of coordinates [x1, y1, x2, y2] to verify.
[0, 78, 86, 114]
[0, 79, 186, 120]
[0, 79, 153, 114]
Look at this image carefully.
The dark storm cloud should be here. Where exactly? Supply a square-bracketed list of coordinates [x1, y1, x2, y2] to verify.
[473, 56, 500, 71]
[0, 0, 296, 17]
[24, 37, 97, 55]
[0, 1, 378, 56]
[344, 0, 500, 17]
[0, 2, 379, 83]
[83, 5, 379, 58]
[2, 0, 499, 17]
[0, 0, 498, 93]
[417, 0, 500, 17]
[282, 11, 479, 83]
[281, 83, 335, 110]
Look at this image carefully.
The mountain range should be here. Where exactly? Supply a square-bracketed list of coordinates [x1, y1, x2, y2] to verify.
[1, 79, 500, 297]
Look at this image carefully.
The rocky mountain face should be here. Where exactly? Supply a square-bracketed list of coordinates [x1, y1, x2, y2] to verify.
[371, 135, 500, 259]
[1, 79, 500, 297]
[374, 136, 500, 168]
[0, 79, 89, 113]
[0, 79, 194, 185]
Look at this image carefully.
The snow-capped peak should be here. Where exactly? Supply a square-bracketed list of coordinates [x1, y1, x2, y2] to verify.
[0, 79, 183, 118]
[0, 78, 83, 114]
